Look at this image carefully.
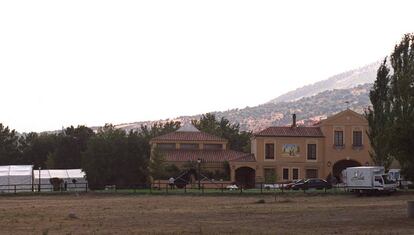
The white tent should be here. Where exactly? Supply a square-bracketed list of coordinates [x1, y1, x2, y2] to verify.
[33, 169, 88, 192]
[0, 165, 33, 193]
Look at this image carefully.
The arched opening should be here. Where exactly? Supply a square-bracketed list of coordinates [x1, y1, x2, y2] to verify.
[235, 167, 255, 189]
[332, 159, 361, 182]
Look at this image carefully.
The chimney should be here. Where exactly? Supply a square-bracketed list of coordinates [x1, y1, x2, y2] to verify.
[292, 114, 297, 128]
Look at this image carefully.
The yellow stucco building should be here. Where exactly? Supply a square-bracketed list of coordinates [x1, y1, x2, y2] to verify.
[150, 109, 373, 188]
[229, 109, 372, 187]
[149, 124, 254, 180]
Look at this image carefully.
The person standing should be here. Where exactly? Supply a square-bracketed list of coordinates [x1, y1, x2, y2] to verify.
[169, 177, 175, 189]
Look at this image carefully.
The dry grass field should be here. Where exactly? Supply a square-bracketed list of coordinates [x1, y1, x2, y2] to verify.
[0, 193, 413, 234]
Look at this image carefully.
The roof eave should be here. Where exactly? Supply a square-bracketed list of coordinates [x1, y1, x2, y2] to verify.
[254, 135, 325, 138]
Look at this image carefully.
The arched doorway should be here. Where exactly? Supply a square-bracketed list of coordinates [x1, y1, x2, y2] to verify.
[235, 167, 255, 188]
[332, 159, 361, 182]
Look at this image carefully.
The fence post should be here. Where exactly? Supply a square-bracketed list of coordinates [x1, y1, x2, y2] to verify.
[86, 183, 88, 192]
[184, 184, 187, 193]
[149, 183, 152, 194]
[260, 183, 263, 194]
[240, 185, 243, 194]
[221, 183, 224, 193]
[201, 184, 204, 194]
[134, 185, 137, 194]
[14, 185, 16, 194]
[166, 183, 168, 194]
[281, 183, 284, 193]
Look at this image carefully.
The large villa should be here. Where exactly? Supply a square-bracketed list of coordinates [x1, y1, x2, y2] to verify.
[150, 109, 379, 187]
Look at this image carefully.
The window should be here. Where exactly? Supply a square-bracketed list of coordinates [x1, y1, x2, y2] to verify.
[283, 168, 289, 180]
[334, 131, 344, 146]
[292, 168, 299, 180]
[265, 143, 275, 160]
[353, 131, 363, 147]
[180, 143, 199, 150]
[305, 169, 318, 179]
[374, 176, 383, 185]
[157, 143, 176, 150]
[264, 168, 276, 183]
[204, 144, 222, 150]
[307, 144, 317, 160]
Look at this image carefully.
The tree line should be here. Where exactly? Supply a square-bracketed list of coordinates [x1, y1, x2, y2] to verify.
[366, 33, 414, 180]
[0, 114, 251, 189]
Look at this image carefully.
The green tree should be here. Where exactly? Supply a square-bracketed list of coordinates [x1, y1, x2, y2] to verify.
[48, 125, 94, 169]
[139, 121, 181, 141]
[164, 164, 180, 178]
[148, 148, 166, 180]
[82, 124, 148, 189]
[389, 33, 414, 180]
[0, 124, 22, 164]
[20, 132, 57, 168]
[365, 59, 393, 169]
[192, 113, 252, 152]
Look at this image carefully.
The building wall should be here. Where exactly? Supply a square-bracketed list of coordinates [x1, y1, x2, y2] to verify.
[246, 110, 372, 183]
[319, 110, 372, 178]
[251, 136, 325, 182]
[165, 161, 227, 172]
[150, 139, 229, 179]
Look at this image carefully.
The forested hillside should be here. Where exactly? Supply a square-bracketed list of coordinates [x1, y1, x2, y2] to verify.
[113, 83, 372, 132]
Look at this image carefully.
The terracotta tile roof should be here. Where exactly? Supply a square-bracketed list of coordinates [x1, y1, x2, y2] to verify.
[152, 131, 227, 142]
[231, 153, 256, 162]
[160, 149, 255, 163]
[254, 126, 324, 138]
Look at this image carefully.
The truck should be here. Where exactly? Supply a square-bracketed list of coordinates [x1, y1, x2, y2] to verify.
[343, 166, 397, 195]
[388, 168, 413, 189]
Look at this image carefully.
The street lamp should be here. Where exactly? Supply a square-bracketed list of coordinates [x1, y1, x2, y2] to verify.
[197, 158, 201, 190]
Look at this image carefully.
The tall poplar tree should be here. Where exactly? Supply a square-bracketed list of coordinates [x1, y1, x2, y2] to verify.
[389, 33, 414, 180]
[365, 59, 393, 169]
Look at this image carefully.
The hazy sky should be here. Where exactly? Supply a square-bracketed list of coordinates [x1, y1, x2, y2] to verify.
[1, 1, 413, 132]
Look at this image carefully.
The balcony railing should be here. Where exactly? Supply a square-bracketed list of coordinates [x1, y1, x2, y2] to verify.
[333, 144, 345, 150]
[352, 144, 364, 150]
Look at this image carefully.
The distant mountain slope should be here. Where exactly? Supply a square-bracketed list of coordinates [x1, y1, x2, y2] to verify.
[267, 61, 380, 104]
[210, 83, 372, 131]
[111, 83, 373, 133]
[88, 62, 381, 133]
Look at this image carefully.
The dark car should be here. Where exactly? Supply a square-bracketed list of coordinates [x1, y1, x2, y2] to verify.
[282, 179, 304, 190]
[291, 178, 332, 190]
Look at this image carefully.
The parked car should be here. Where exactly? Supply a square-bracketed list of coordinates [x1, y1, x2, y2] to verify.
[226, 184, 238, 190]
[282, 179, 304, 190]
[291, 178, 332, 190]
[263, 183, 281, 190]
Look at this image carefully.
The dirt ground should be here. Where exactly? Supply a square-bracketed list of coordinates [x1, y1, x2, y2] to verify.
[0, 193, 413, 234]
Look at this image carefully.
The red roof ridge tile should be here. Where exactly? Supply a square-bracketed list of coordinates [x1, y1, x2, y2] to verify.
[160, 149, 254, 163]
[254, 126, 324, 138]
[152, 131, 227, 142]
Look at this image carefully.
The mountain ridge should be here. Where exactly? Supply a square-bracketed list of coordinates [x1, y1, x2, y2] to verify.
[267, 61, 380, 104]
[88, 62, 380, 133]
[105, 83, 373, 133]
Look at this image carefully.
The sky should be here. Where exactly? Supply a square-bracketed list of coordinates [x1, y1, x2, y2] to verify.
[1, 0, 413, 133]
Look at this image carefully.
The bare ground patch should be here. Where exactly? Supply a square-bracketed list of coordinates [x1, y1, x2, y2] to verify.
[0, 193, 413, 234]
